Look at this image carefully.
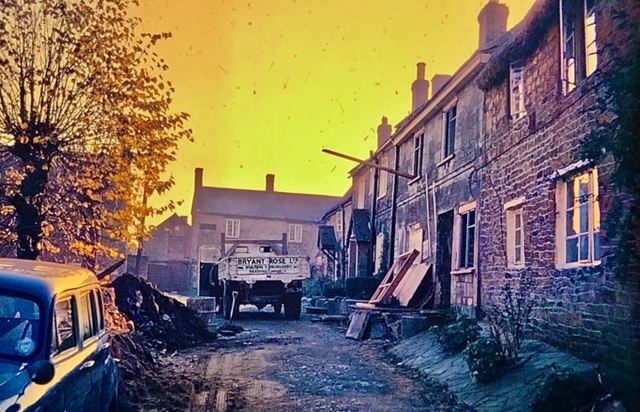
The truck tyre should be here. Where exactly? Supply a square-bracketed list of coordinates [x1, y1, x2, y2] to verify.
[223, 282, 239, 320]
[273, 303, 282, 315]
[284, 294, 302, 320]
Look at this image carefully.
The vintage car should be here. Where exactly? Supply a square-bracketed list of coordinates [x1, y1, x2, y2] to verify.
[0, 259, 118, 412]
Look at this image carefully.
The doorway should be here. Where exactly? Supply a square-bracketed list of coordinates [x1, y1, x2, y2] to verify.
[436, 210, 454, 308]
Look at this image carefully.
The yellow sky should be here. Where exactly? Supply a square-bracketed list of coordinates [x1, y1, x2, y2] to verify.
[134, 0, 536, 225]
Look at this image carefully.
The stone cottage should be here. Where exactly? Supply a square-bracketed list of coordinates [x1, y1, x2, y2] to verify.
[476, 0, 639, 398]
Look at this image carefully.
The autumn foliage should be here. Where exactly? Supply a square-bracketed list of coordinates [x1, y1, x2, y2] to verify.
[0, 0, 192, 268]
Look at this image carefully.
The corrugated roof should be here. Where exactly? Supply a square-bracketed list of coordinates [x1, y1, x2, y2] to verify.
[193, 187, 342, 223]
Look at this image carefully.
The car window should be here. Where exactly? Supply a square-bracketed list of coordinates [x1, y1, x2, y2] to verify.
[0, 294, 40, 358]
[79, 293, 96, 342]
[52, 298, 77, 355]
[94, 289, 105, 332]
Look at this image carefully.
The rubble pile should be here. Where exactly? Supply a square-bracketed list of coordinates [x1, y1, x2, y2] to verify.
[111, 332, 206, 412]
[112, 274, 216, 351]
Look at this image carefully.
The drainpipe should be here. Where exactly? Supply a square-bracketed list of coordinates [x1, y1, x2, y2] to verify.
[368, 155, 379, 277]
[388, 144, 400, 269]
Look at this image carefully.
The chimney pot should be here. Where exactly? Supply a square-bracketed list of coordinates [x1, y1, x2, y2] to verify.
[411, 62, 430, 112]
[377, 116, 393, 148]
[266, 174, 275, 192]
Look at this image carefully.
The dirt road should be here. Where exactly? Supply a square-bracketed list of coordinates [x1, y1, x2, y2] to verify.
[180, 308, 470, 412]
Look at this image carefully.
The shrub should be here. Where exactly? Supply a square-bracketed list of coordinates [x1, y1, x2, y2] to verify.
[485, 271, 536, 363]
[463, 337, 506, 383]
[303, 277, 345, 298]
[429, 315, 481, 354]
[528, 364, 603, 412]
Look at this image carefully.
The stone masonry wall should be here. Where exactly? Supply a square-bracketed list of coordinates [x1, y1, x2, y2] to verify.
[478, 13, 640, 395]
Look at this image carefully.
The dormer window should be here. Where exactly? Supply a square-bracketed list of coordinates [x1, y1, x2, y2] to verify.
[510, 62, 526, 120]
[560, 0, 598, 94]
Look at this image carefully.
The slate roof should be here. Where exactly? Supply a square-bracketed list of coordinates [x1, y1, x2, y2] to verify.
[317, 225, 339, 250]
[193, 187, 342, 223]
[350, 209, 371, 242]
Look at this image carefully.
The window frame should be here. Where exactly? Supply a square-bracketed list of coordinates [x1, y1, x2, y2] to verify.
[288, 224, 303, 243]
[560, 0, 598, 95]
[443, 105, 457, 158]
[454, 202, 477, 271]
[509, 62, 526, 121]
[225, 219, 240, 238]
[505, 198, 526, 269]
[412, 133, 424, 177]
[555, 167, 601, 268]
[378, 157, 388, 198]
[78, 291, 98, 343]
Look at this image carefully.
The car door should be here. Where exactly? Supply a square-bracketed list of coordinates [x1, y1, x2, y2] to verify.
[91, 288, 117, 412]
[51, 294, 96, 412]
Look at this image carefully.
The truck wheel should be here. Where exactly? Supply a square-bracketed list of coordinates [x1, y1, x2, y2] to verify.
[273, 303, 282, 315]
[284, 295, 301, 320]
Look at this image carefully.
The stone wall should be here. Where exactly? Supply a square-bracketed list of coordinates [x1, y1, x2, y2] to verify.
[478, 8, 639, 395]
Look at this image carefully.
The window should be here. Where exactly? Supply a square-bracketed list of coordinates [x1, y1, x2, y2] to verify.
[556, 168, 601, 267]
[457, 203, 476, 269]
[409, 225, 423, 256]
[199, 223, 217, 231]
[78, 292, 96, 342]
[560, 0, 598, 94]
[288, 224, 303, 243]
[444, 105, 457, 158]
[0, 295, 40, 358]
[378, 157, 388, 198]
[375, 232, 385, 273]
[412, 133, 424, 177]
[357, 177, 365, 208]
[52, 298, 77, 355]
[93, 289, 105, 332]
[369, 169, 375, 195]
[336, 213, 343, 236]
[505, 200, 525, 268]
[510, 63, 526, 120]
[225, 219, 240, 238]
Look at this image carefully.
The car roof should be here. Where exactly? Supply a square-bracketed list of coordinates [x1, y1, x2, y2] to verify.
[0, 258, 99, 301]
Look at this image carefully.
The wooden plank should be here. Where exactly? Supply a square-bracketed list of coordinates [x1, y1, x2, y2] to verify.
[369, 250, 419, 304]
[346, 310, 371, 340]
[393, 263, 432, 307]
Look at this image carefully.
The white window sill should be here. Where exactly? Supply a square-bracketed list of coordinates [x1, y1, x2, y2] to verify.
[556, 260, 602, 270]
[437, 154, 455, 168]
[451, 268, 475, 276]
[511, 112, 527, 123]
[507, 264, 526, 270]
[377, 193, 387, 200]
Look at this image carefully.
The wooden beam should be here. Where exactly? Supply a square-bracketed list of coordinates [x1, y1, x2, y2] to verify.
[322, 148, 416, 180]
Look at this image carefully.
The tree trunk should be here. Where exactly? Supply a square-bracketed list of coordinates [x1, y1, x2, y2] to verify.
[13, 166, 48, 260]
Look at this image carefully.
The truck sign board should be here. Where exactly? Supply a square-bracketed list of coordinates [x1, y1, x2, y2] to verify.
[235, 257, 305, 275]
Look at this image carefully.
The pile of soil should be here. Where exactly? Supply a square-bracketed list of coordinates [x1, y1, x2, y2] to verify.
[111, 273, 216, 351]
[111, 332, 208, 412]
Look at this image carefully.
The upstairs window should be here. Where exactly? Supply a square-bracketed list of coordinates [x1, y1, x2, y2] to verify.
[561, 0, 598, 94]
[336, 214, 343, 236]
[412, 133, 424, 177]
[510, 63, 526, 120]
[225, 219, 240, 238]
[378, 157, 388, 198]
[444, 105, 457, 158]
[288, 224, 303, 243]
[357, 177, 365, 208]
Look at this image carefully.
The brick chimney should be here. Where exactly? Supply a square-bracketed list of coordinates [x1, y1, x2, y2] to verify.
[195, 168, 203, 190]
[411, 62, 430, 112]
[266, 174, 275, 192]
[431, 74, 452, 97]
[478, 0, 509, 50]
[377, 116, 392, 148]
